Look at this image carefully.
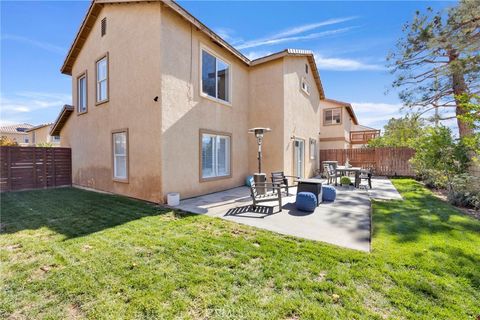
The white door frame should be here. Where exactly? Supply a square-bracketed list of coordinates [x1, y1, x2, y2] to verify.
[293, 138, 305, 178]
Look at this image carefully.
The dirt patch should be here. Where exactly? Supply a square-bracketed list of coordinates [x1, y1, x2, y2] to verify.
[67, 303, 84, 319]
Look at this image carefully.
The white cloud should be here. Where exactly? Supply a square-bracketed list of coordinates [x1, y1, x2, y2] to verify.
[350, 102, 404, 129]
[236, 17, 356, 50]
[315, 54, 384, 71]
[1, 34, 66, 54]
[272, 17, 357, 38]
[213, 27, 243, 45]
[0, 92, 70, 125]
[244, 50, 273, 60]
[350, 102, 459, 134]
[238, 27, 355, 50]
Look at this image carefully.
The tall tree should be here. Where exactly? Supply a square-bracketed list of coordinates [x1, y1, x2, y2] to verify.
[388, 0, 480, 138]
[368, 116, 425, 148]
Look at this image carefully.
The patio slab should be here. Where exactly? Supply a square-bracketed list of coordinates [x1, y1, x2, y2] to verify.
[175, 178, 401, 252]
[177, 186, 369, 252]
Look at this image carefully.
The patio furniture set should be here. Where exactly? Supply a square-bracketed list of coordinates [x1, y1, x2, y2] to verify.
[248, 163, 373, 213]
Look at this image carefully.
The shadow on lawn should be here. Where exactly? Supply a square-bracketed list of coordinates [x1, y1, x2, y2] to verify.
[0, 187, 191, 239]
[372, 180, 480, 243]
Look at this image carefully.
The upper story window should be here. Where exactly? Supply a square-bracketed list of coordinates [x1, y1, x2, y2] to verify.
[96, 54, 108, 104]
[324, 108, 342, 125]
[301, 78, 310, 95]
[77, 73, 87, 113]
[305, 64, 309, 74]
[201, 48, 230, 103]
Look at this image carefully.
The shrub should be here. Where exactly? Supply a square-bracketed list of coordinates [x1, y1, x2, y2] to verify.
[0, 136, 18, 146]
[340, 176, 351, 185]
[448, 174, 480, 210]
[410, 126, 470, 189]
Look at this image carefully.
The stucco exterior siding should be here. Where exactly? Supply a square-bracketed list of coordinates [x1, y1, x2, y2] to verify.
[283, 57, 321, 178]
[248, 59, 285, 179]
[159, 7, 250, 199]
[61, 2, 163, 202]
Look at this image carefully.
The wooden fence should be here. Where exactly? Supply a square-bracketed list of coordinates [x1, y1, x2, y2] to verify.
[320, 147, 416, 177]
[0, 146, 72, 192]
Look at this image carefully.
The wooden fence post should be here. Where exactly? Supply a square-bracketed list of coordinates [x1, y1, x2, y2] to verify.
[6, 147, 12, 192]
[32, 148, 37, 188]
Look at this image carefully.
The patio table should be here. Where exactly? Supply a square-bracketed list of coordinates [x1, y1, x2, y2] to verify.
[335, 166, 362, 188]
[296, 178, 323, 205]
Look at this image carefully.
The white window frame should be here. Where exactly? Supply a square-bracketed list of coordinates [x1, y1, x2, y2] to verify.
[200, 130, 231, 181]
[199, 45, 232, 106]
[324, 108, 342, 125]
[77, 72, 87, 113]
[112, 130, 128, 182]
[96, 54, 109, 104]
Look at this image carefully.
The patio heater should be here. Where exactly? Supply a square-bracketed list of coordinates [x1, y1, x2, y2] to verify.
[248, 127, 271, 193]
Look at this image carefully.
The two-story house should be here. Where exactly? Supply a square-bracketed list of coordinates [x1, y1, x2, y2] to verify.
[0, 123, 33, 146]
[319, 99, 380, 149]
[51, 0, 326, 203]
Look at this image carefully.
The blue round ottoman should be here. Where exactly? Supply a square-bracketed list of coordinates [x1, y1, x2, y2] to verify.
[296, 192, 317, 212]
[322, 185, 337, 202]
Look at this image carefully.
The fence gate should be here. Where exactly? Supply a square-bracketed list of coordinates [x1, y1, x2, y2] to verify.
[0, 146, 72, 192]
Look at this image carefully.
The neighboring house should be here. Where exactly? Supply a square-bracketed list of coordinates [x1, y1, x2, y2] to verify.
[319, 99, 379, 149]
[51, 0, 327, 203]
[0, 123, 33, 146]
[26, 123, 61, 146]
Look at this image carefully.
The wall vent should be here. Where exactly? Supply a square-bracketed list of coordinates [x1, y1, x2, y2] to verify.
[101, 18, 106, 37]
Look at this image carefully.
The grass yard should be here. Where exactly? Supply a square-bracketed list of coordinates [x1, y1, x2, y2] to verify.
[1, 179, 479, 319]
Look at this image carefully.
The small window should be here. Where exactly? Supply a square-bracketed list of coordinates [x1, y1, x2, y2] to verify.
[77, 73, 87, 113]
[101, 18, 106, 36]
[201, 48, 230, 103]
[24, 137, 29, 143]
[113, 130, 128, 180]
[96, 55, 108, 103]
[301, 78, 310, 95]
[305, 64, 309, 74]
[309, 138, 317, 160]
[324, 108, 342, 125]
[201, 131, 231, 180]
[52, 135, 60, 142]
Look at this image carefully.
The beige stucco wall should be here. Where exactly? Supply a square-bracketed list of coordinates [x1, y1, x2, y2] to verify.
[319, 100, 351, 150]
[283, 57, 321, 178]
[29, 125, 60, 146]
[248, 59, 285, 179]
[158, 6, 250, 199]
[61, 2, 163, 202]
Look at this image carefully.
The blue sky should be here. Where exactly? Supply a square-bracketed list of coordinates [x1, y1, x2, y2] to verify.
[1, 0, 455, 130]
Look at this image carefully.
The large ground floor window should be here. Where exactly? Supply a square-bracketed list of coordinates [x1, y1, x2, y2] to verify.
[200, 130, 231, 180]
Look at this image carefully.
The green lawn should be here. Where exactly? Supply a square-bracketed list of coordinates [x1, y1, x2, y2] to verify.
[1, 179, 479, 319]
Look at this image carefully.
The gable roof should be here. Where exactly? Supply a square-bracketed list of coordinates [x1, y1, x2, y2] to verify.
[323, 98, 359, 125]
[0, 123, 33, 134]
[50, 105, 74, 136]
[251, 49, 325, 99]
[60, 0, 325, 98]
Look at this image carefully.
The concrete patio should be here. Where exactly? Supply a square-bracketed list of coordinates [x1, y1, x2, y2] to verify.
[175, 178, 402, 252]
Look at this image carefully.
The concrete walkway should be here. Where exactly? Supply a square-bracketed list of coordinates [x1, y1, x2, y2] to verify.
[175, 178, 402, 252]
